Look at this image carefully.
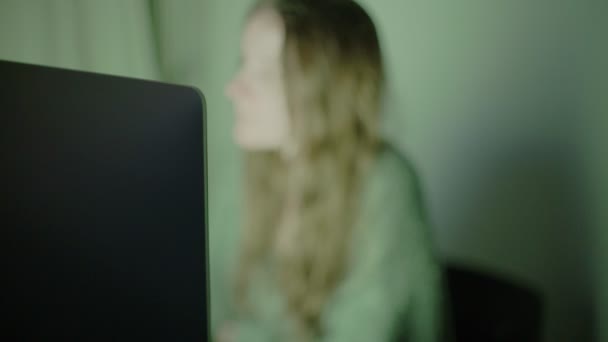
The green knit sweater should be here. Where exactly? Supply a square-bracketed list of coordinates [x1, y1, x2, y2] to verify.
[210, 144, 443, 341]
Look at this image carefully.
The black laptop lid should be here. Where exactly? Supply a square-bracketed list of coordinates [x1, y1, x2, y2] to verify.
[0, 60, 208, 340]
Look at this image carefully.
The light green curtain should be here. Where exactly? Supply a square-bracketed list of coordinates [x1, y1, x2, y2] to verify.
[0, 1, 602, 341]
[0, 0, 160, 78]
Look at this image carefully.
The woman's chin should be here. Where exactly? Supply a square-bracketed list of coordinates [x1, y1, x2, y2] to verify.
[233, 127, 282, 153]
[233, 126, 267, 151]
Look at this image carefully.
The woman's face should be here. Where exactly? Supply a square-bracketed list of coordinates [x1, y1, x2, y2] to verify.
[225, 8, 290, 151]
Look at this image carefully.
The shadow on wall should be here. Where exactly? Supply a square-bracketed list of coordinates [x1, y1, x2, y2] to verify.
[441, 136, 592, 342]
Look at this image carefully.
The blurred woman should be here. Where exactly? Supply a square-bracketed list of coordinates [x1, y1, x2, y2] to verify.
[218, 0, 443, 340]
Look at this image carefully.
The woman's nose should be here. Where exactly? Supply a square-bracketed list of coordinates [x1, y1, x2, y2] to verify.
[225, 75, 243, 100]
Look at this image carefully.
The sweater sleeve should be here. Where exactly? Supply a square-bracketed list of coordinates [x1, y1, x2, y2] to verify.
[319, 151, 443, 342]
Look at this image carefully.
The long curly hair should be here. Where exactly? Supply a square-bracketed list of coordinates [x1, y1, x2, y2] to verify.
[233, 0, 386, 338]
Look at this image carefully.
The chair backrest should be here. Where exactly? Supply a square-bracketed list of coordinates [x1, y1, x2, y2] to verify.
[445, 264, 544, 342]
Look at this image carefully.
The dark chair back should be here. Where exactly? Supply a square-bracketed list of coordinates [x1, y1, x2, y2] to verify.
[445, 264, 543, 342]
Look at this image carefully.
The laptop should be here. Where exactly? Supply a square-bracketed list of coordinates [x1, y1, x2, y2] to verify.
[0, 60, 208, 340]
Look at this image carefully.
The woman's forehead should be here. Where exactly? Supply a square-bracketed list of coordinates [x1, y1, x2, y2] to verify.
[242, 8, 284, 58]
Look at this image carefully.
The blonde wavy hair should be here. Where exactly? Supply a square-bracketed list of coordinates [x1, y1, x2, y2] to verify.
[234, 0, 386, 338]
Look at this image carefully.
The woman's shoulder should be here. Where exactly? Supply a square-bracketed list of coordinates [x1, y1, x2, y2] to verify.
[347, 140, 434, 267]
[354, 142, 425, 230]
[365, 141, 423, 201]
[353, 141, 431, 244]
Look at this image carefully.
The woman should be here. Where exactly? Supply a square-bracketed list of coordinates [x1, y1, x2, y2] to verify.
[216, 0, 443, 341]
